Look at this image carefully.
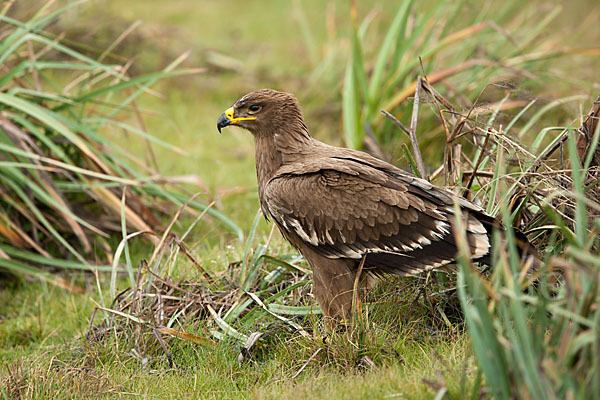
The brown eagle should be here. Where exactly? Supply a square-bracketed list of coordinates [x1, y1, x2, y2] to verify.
[217, 89, 525, 320]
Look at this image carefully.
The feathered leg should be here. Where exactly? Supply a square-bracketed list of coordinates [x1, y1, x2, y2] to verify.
[301, 246, 373, 323]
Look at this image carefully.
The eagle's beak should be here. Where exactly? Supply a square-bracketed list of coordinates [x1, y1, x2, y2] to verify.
[217, 113, 230, 133]
[217, 106, 235, 133]
[217, 106, 257, 133]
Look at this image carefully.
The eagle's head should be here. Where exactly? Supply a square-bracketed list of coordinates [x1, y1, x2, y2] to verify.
[216, 89, 305, 136]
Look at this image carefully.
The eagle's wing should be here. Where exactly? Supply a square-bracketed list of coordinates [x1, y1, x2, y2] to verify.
[264, 156, 490, 275]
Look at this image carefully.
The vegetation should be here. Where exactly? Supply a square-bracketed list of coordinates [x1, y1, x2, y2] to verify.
[0, 1, 240, 288]
[455, 104, 600, 398]
[1, 0, 599, 399]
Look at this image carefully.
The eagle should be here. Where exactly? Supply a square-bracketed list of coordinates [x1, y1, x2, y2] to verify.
[217, 89, 529, 320]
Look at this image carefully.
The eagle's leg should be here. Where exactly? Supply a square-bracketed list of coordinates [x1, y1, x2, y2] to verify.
[302, 247, 373, 323]
[312, 258, 356, 321]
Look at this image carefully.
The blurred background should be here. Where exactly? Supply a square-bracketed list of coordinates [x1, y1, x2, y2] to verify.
[6, 1, 598, 227]
[47, 0, 600, 224]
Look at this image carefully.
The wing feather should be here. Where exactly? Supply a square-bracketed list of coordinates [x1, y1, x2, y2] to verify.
[265, 157, 490, 275]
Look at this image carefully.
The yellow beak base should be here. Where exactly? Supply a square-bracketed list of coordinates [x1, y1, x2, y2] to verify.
[225, 107, 257, 125]
[217, 106, 258, 132]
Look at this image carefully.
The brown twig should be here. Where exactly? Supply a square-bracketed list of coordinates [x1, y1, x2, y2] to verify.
[464, 129, 492, 196]
[419, 59, 452, 145]
[418, 70, 463, 185]
[26, 39, 41, 92]
[291, 347, 323, 379]
[461, 170, 495, 179]
[352, 252, 368, 325]
[380, 109, 411, 138]
[531, 131, 570, 173]
[153, 327, 173, 368]
[579, 95, 600, 168]
[175, 237, 216, 284]
[408, 76, 428, 180]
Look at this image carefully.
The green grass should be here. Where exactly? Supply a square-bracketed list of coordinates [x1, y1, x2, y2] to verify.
[2, 276, 476, 399]
[0, 282, 93, 356]
[2, 0, 600, 399]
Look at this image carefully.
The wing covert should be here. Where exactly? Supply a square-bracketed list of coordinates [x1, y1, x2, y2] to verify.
[264, 162, 487, 274]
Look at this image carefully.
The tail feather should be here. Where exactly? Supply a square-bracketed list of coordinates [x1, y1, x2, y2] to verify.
[473, 210, 540, 268]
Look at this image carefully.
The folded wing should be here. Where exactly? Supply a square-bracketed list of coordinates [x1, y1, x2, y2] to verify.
[264, 156, 490, 275]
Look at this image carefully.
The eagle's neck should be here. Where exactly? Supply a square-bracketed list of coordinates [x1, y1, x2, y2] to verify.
[254, 122, 312, 210]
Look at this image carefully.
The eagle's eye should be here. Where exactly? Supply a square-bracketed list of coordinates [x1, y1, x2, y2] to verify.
[248, 104, 261, 113]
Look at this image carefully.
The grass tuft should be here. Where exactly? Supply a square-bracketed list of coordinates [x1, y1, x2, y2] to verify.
[0, 2, 240, 286]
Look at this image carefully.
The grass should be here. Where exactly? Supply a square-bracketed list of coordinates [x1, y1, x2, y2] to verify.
[2, 276, 474, 399]
[3, 329, 472, 399]
[0, 1, 243, 290]
[2, 0, 600, 399]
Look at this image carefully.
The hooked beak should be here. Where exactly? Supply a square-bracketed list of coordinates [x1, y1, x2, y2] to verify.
[216, 106, 257, 133]
[217, 111, 231, 133]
